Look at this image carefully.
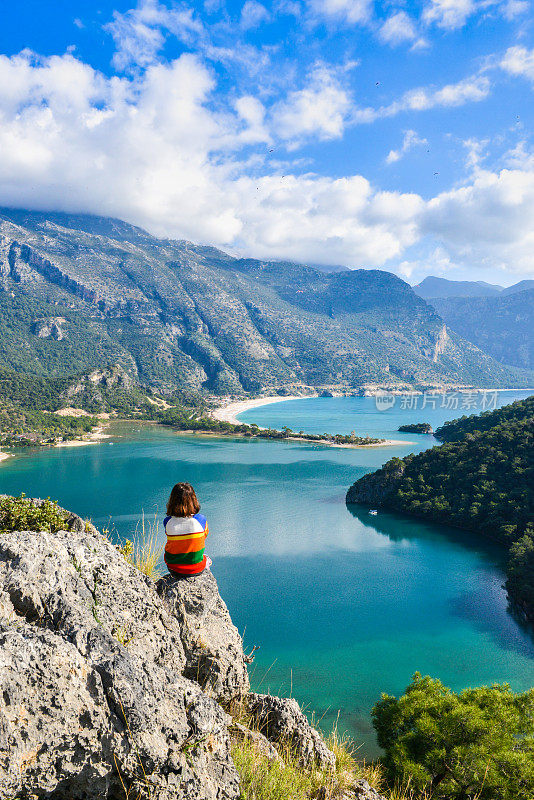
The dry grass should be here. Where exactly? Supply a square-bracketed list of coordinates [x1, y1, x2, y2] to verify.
[231, 729, 440, 800]
[118, 511, 165, 579]
[228, 699, 441, 800]
[228, 698, 387, 800]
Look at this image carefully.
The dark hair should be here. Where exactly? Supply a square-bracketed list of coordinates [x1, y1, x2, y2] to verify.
[166, 482, 200, 517]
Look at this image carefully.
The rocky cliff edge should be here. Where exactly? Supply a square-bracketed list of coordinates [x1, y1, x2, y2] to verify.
[0, 500, 384, 800]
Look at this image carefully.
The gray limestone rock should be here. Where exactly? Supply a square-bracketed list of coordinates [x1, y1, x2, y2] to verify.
[0, 506, 240, 800]
[157, 570, 250, 702]
[343, 779, 388, 800]
[245, 693, 336, 769]
[230, 722, 281, 762]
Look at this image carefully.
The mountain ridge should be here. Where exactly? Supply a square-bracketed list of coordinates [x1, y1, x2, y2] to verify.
[413, 274, 534, 300]
[1, 207, 532, 398]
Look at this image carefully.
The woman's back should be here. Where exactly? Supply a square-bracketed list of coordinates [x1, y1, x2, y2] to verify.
[164, 511, 208, 576]
[163, 483, 209, 576]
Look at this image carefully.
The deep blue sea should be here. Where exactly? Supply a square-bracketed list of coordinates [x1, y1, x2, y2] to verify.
[1, 390, 533, 757]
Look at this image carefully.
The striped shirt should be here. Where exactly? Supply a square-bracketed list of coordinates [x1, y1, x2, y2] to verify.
[163, 512, 208, 576]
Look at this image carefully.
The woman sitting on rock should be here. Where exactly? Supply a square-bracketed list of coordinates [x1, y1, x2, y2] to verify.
[163, 482, 211, 576]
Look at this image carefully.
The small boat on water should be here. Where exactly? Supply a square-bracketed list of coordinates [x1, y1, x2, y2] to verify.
[369, 509, 378, 515]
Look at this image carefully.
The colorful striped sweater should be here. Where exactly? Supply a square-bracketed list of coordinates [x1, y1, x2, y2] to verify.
[163, 512, 208, 575]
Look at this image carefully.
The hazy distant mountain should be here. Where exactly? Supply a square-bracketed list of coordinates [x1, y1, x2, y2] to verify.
[500, 280, 534, 296]
[432, 290, 534, 370]
[414, 275, 534, 301]
[0, 207, 530, 395]
[413, 276, 503, 299]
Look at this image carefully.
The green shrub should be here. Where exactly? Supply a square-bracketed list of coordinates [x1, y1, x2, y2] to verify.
[0, 494, 68, 533]
[373, 673, 534, 800]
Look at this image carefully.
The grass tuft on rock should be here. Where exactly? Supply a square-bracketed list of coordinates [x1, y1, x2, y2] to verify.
[118, 511, 164, 579]
[229, 701, 387, 800]
[0, 493, 68, 533]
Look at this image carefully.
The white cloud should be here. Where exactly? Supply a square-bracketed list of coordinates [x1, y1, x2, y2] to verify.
[423, 0, 478, 29]
[504, 140, 534, 170]
[379, 12, 418, 45]
[0, 50, 532, 279]
[423, 0, 529, 30]
[240, 1, 270, 29]
[106, 0, 204, 71]
[0, 51, 419, 265]
[422, 167, 534, 273]
[355, 74, 491, 123]
[386, 130, 428, 164]
[501, 46, 534, 82]
[271, 65, 352, 143]
[501, 0, 529, 18]
[307, 0, 373, 25]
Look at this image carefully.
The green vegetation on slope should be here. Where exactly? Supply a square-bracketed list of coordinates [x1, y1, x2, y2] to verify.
[0, 494, 68, 533]
[1, 206, 532, 394]
[346, 396, 534, 620]
[373, 674, 534, 800]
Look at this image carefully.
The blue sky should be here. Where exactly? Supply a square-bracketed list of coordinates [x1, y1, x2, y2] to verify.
[0, 0, 533, 284]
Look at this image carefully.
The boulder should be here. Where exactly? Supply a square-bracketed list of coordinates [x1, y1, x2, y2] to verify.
[245, 693, 336, 769]
[229, 722, 281, 762]
[350, 779, 388, 799]
[157, 571, 250, 702]
[0, 508, 240, 800]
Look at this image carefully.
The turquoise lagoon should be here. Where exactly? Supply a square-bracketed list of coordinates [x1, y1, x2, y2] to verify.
[1, 390, 533, 756]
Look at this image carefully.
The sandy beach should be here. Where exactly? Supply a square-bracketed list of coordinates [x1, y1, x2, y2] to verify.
[211, 395, 413, 448]
[55, 428, 111, 448]
[211, 395, 308, 425]
[0, 451, 11, 463]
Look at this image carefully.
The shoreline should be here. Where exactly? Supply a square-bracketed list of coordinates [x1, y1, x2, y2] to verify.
[211, 387, 534, 426]
[0, 451, 11, 463]
[211, 395, 311, 425]
[209, 396, 414, 448]
[54, 426, 111, 449]
[172, 428, 412, 449]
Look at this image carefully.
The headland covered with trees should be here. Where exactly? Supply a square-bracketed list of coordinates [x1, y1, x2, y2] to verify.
[347, 395, 534, 622]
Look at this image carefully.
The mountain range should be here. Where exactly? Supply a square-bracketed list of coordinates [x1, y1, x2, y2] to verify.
[412, 276, 534, 370]
[0, 207, 532, 400]
[413, 275, 534, 299]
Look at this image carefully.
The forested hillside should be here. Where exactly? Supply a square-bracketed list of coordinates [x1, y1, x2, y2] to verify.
[346, 397, 534, 621]
[1, 207, 530, 398]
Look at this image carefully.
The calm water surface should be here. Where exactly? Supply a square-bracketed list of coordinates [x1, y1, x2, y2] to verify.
[1, 391, 533, 757]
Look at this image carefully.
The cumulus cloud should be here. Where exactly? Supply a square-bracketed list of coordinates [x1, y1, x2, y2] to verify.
[501, 0, 530, 18]
[354, 74, 491, 124]
[0, 50, 532, 279]
[0, 51, 421, 264]
[240, 1, 271, 29]
[422, 0, 529, 30]
[271, 65, 352, 143]
[307, 0, 373, 25]
[422, 167, 534, 273]
[386, 130, 428, 164]
[423, 0, 478, 29]
[379, 12, 418, 45]
[501, 46, 534, 82]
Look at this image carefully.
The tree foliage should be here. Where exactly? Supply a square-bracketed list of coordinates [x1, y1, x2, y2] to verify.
[348, 396, 534, 619]
[373, 673, 534, 800]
